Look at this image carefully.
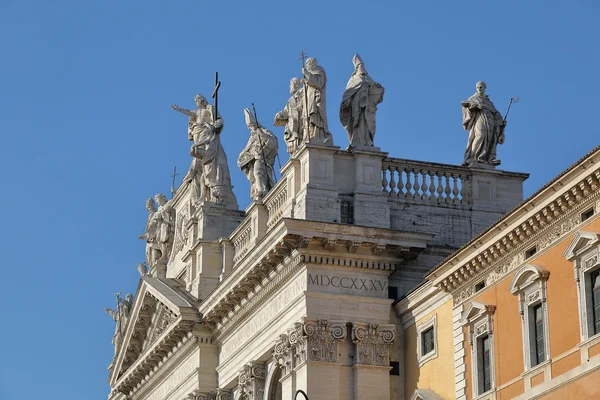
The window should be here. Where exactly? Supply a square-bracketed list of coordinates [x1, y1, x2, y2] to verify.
[421, 327, 435, 355]
[416, 315, 437, 366]
[531, 303, 545, 366]
[564, 231, 600, 341]
[525, 246, 537, 259]
[581, 208, 594, 222]
[475, 281, 486, 292]
[460, 301, 496, 397]
[509, 264, 550, 370]
[591, 269, 600, 335]
[478, 334, 492, 394]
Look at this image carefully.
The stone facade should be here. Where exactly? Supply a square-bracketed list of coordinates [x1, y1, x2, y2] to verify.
[106, 132, 531, 400]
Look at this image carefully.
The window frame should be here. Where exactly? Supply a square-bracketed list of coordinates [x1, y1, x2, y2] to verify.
[564, 230, 600, 341]
[416, 314, 438, 367]
[508, 264, 550, 371]
[460, 302, 496, 398]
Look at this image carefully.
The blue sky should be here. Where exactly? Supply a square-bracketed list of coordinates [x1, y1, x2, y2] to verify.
[0, 1, 598, 398]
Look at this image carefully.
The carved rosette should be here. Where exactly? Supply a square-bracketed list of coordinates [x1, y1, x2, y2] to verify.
[238, 361, 266, 400]
[303, 319, 347, 363]
[351, 322, 396, 366]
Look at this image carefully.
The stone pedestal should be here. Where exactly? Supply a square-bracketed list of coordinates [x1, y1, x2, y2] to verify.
[294, 144, 341, 223]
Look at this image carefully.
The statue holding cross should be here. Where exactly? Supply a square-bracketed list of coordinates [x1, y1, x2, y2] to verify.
[171, 73, 238, 209]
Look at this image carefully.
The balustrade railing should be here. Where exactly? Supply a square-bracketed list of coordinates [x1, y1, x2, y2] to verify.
[264, 179, 289, 230]
[382, 158, 472, 204]
[231, 218, 253, 265]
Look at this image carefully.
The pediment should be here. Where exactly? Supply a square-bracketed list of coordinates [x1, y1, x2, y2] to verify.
[410, 388, 445, 400]
[564, 231, 600, 261]
[108, 276, 200, 388]
[459, 301, 496, 326]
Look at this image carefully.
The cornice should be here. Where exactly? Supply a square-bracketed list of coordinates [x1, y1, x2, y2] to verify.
[448, 185, 600, 307]
[429, 160, 600, 296]
[200, 218, 432, 329]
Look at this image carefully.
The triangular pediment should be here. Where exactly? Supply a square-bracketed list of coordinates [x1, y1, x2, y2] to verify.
[564, 231, 600, 261]
[410, 388, 446, 400]
[108, 276, 200, 388]
[459, 301, 496, 326]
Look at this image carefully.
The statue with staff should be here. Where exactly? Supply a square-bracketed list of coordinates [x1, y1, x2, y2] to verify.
[171, 73, 238, 209]
[461, 81, 518, 167]
[238, 105, 278, 200]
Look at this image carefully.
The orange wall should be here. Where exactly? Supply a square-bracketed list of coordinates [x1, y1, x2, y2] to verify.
[471, 277, 524, 386]
[538, 369, 600, 399]
[463, 216, 600, 397]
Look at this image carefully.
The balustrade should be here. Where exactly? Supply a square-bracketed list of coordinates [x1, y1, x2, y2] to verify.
[382, 158, 472, 204]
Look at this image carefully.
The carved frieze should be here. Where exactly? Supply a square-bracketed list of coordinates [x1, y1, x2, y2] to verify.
[351, 322, 396, 366]
[238, 361, 266, 400]
[143, 301, 177, 351]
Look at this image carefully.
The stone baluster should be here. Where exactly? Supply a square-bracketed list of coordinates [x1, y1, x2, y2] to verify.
[405, 167, 413, 198]
[436, 171, 444, 201]
[397, 167, 405, 197]
[427, 170, 436, 200]
[388, 166, 397, 195]
[443, 172, 452, 203]
[420, 169, 428, 199]
[381, 167, 389, 194]
[452, 173, 460, 203]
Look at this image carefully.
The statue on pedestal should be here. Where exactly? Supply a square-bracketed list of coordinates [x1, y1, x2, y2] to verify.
[340, 54, 385, 150]
[301, 58, 333, 145]
[238, 108, 278, 200]
[105, 293, 134, 356]
[274, 77, 304, 154]
[172, 95, 238, 208]
[138, 195, 173, 268]
[461, 81, 506, 167]
[139, 197, 159, 267]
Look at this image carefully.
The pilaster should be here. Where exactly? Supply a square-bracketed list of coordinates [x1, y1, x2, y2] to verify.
[351, 322, 396, 400]
[238, 361, 266, 400]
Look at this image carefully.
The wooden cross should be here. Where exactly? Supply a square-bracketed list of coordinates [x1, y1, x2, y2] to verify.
[212, 72, 221, 119]
[170, 166, 178, 198]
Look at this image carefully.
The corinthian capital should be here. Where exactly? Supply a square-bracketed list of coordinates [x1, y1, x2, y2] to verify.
[238, 361, 266, 400]
[303, 319, 347, 363]
[351, 322, 397, 366]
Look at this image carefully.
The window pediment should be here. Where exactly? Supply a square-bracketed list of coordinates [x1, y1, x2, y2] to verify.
[410, 388, 445, 400]
[509, 264, 549, 295]
[564, 231, 600, 261]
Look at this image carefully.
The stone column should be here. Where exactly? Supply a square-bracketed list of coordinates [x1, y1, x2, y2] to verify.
[274, 333, 295, 400]
[351, 322, 396, 400]
[293, 319, 347, 400]
[238, 361, 266, 400]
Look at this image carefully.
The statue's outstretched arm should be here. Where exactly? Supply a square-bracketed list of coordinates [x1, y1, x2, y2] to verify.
[171, 104, 195, 117]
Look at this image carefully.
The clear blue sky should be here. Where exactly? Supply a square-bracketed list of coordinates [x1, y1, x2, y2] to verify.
[0, 1, 598, 398]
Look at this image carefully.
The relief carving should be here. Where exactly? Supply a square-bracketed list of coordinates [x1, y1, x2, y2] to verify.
[304, 319, 347, 363]
[351, 322, 396, 366]
[238, 361, 266, 400]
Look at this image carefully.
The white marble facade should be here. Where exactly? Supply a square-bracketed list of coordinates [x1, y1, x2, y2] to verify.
[106, 136, 527, 400]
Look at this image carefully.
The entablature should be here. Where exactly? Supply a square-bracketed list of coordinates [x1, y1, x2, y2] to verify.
[427, 150, 600, 305]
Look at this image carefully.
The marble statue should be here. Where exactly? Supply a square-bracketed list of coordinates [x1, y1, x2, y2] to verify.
[340, 54, 385, 150]
[461, 81, 506, 167]
[105, 293, 134, 356]
[301, 58, 333, 145]
[274, 77, 304, 154]
[172, 95, 238, 208]
[153, 193, 173, 264]
[238, 108, 278, 200]
[139, 198, 159, 267]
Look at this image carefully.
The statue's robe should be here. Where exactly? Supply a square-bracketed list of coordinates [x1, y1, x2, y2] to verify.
[275, 88, 304, 153]
[304, 65, 333, 144]
[238, 127, 278, 199]
[462, 93, 504, 166]
[340, 72, 384, 148]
